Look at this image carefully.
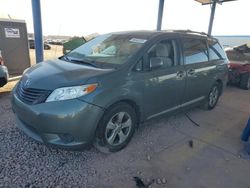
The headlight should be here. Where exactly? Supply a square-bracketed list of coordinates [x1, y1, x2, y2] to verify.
[46, 83, 98, 102]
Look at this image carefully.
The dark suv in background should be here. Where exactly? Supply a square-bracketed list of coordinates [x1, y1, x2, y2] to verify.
[28, 39, 51, 50]
[12, 30, 228, 153]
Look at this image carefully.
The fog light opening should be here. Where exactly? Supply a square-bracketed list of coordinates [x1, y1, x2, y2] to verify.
[59, 133, 75, 143]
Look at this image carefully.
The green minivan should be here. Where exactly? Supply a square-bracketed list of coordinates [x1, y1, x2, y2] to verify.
[12, 30, 228, 152]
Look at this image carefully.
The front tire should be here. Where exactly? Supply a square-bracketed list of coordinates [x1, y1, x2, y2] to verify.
[203, 83, 220, 110]
[94, 102, 137, 153]
[0, 78, 7, 87]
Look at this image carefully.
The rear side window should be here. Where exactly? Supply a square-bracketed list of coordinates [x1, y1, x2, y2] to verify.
[208, 40, 227, 60]
[183, 38, 209, 64]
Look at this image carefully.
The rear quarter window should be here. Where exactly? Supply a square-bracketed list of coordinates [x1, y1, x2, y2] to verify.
[208, 39, 227, 61]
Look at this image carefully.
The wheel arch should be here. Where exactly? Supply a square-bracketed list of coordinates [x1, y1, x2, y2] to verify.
[215, 79, 223, 95]
[105, 99, 142, 127]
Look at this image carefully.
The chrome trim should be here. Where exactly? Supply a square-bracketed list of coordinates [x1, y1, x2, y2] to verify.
[181, 96, 205, 107]
[151, 73, 177, 83]
[195, 65, 216, 73]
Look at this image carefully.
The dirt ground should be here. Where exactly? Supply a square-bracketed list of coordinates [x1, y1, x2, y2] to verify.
[0, 78, 250, 187]
[29, 45, 63, 66]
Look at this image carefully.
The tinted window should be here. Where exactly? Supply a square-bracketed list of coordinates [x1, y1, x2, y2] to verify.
[208, 40, 227, 60]
[183, 38, 208, 64]
[147, 40, 177, 69]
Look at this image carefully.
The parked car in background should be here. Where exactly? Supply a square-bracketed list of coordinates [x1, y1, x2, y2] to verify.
[228, 61, 250, 89]
[48, 39, 64, 45]
[0, 50, 9, 87]
[12, 30, 228, 153]
[28, 39, 51, 50]
[225, 44, 250, 89]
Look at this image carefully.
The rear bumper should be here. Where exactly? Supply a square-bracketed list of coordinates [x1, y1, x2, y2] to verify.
[12, 91, 104, 150]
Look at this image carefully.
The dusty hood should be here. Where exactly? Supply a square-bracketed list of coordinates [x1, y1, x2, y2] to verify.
[21, 59, 112, 90]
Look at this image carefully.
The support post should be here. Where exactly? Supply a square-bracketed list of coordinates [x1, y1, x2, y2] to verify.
[31, 0, 44, 63]
[208, 1, 217, 36]
[157, 0, 165, 31]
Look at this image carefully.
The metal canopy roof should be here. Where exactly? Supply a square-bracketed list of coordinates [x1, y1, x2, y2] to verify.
[194, 0, 238, 35]
[195, 0, 237, 5]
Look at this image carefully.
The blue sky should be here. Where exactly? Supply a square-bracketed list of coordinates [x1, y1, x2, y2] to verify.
[0, 0, 249, 36]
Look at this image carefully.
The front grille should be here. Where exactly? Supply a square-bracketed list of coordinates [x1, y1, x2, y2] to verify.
[16, 82, 51, 105]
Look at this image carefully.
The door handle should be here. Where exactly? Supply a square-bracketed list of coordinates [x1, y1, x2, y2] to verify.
[176, 71, 185, 79]
[187, 69, 195, 76]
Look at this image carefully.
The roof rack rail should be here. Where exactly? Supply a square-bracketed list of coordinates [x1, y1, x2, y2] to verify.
[169, 30, 210, 36]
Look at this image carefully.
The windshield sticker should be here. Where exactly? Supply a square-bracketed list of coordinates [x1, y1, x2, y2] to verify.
[129, 38, 147, 44]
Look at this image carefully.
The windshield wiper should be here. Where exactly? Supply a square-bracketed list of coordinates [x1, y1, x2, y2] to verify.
[62, 56, 98, 68]
[59, 55, 70, 61]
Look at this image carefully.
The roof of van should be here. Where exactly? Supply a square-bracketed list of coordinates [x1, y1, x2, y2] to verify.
[110, 30, 214, 40]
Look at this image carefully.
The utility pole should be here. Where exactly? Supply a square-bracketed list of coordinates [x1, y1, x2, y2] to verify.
[31, 0, 44, 63]
[157, 0, 165, 31]
[208, 1, 217, 35]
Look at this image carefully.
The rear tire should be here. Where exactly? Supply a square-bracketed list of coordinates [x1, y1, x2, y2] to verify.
[240, 73, 250, 90]
[94, 102, 137, 153]
[203, 83, 220, 110]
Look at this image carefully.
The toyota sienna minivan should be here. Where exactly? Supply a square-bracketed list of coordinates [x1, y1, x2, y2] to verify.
[12, 30, 228, 152]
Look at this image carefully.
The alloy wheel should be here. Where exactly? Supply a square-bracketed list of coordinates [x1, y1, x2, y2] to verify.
[209, 86, 219, 107]
[105, 112, 132, 146]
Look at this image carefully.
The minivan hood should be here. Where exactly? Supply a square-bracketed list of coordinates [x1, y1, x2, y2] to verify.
[21, 59, 112, 90]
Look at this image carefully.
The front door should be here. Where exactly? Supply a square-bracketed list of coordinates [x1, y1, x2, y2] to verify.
[133, 38, 186, 119]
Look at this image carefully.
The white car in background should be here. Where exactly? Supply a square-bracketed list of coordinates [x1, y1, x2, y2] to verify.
[0, 50, 9, 87]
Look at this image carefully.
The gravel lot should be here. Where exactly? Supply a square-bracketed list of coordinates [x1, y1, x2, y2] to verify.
[0, 82, 250, 188]
[0, 84, 174, 188]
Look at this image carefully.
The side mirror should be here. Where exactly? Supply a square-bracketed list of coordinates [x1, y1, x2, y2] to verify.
[150, 57, 163, 70]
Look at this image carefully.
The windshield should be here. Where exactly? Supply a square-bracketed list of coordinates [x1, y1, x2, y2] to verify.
[64, 34, 146, 68]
